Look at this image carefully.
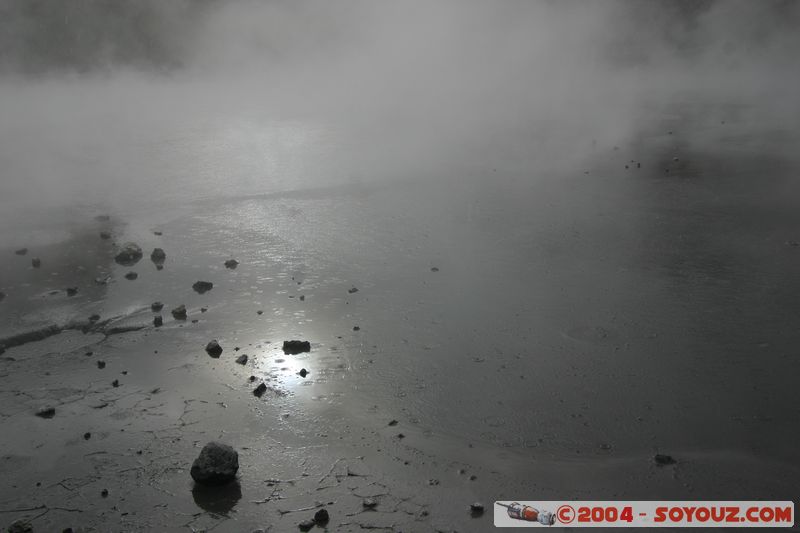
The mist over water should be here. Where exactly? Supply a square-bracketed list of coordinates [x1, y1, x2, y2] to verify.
[1, 0, 799, 478]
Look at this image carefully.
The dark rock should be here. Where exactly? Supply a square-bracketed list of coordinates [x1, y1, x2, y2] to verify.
[97, 361, 106, 369]
[150, 248, 166, 268]
[430, 267, 439, 272]
[256, 310, 263, 315]
[298, 368, 308, 378]
[84, 432, 91, 440]
[7, 519, 33, 533]
[35, 406, 55, 419]
[153, 315, 163, 327]
[235, 354, 248, 365]
[470, 502, 485, 517]
[114, 242, 143, 266]
[112, 379, 119, 387]
[253, 383, 267, 397]
[224, 259, 239, 269]
[348, 287, 359, 294]
[298, 520, 315, 532]
[124, 271, 138, 280]
[282, 340, 311, 354]
[249, 375, 257, 382]
[192, 281, 214, 294]
[299, 295, 305, 301]
[66, 287, 78, 297]
[153, 230, 163, 236]
[654, 453, 676, 466]
[151, 301, 164, 312]
[388, 419, 398, 426]
[99, 231, 112, 240]
[63, 528, 74, 533]
[190, 442, 239, 485]
[101, 488, 109, 497]
[200, 307, 207, 313]
[31, 258, 41, 268]
[14, 248, 28, 256]
[362, 498, 378, 509]
[206, 340, 223, 358]
[314, 508, 329, 524]
[88, 314, 101, 322]
[171, 305, 187, 320]
[353, 326, 360, 331]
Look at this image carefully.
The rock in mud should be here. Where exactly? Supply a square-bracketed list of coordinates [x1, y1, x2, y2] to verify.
[314, 508, 329, 524]
[150, 248, 166, 266]
[35, 406, 55, 419]
[190, 442, 239, 486]
[66, 287, 78, 297]
[224, 259, 239, 269]
[282, 340, 311, 354]
[7, 519, 33, 533]
[99, 231, 112, 240]
[31, 258, 41, 268]
[124, 271, 138, 280]
[14, 248, 28, 256]
[235, 354, 248, 365]
[114, 242, 143, 266]
[151, 301, 164, 312]
[171, 305, 187, 320]
[253, 383, 267, 397]
[298, 520, 315, 532]
[298, 368, 308, 378]
[192, 281, 214, 294]
[206, 340, 223, 358]
[153, 315, 163, 327]
[348, 287, 359, 294]
[470, 502, 485, 517]
[654, 453, 676, 466]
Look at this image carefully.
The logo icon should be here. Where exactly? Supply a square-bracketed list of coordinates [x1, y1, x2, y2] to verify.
[496, 502, 556, 525]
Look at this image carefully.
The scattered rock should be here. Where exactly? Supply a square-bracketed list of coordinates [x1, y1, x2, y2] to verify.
[282, 340, 311, 354]
[171, 305, 187, 320]
[151, 301, 164, 312]
[298, 368, 308, 378]
[97, 360, 106, 369]
[348, 287, 359, 294]
[298, 520, 315, 532]
[253, 383, 267, 397]
[83, 432, 91, 440]
[299, 295, 305, 301]
[200, 307, 207, 313]
[101, 488, 109, 498]
[153, 230, 163, 236]
[31, 258, 41, 268]
[654, 453, 676, 466]
[235, 354, 248, 365]
[88, 314, 101, 322]
[224, 259, 239, 269]
[256, 310, 263, 315]
[114, 242, 143, 266]
[397, 433, 405, 439]
[150, 248, 166, 268]
[191, 442, 239, 485]
[206, 340, 223, 358]
[112, 379, 119, 387]
[99, 231, 112, 240]
[431, 267, 439, 272]
[94, 276, 111, 285]
[353, 326, 360, 331]
[192, 281, 214, 294]
[388, 419, 398, 426]
[124, 271, 138, 280]
[66, 287, 78, 297]
[14, 248, 28, 256]
[7, 519, 33, 533]
[35, 406, 55, 419]
[470, 502, 485, 517]
[153, 316, 163, 327]
[363, 498, 378, 509]
[314, 508, 329, 524]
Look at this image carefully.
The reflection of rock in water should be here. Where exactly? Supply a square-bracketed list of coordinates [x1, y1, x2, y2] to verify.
[191, 480, 241, 516]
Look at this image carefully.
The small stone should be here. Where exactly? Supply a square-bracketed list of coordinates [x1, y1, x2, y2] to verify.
[206, 340, 223, 358]
[83, 432, 91, 440]
[363, 498, 378, 509]
[151, 301, 164, 312]
[31, 258, 41, 268]
[282, 340, 311, 354]
[150, 248, 166, 266]
[124, 271, 138, 280]
[248, 375, 257, 382]
[14, 248, 28, 255]
[153, 315, 163, 327]
[114, 242, 143, 266]
[314, 509, 329, 524]
[654, 453, 676, 466]
[353, 326, 360, 331]
[470, 502, 485, 516]
[66, 287, 78, 296]
[112, 379, 119, 387]
[430, 267, 439, 272]
[88, 314, 101, 322]
[224, 259, 239, 269]
[257, 310, 263, 315]
[171, 305, 187, 320]
[397, 433, 405, 439]
[298, 368, 308, 378]
[101, 488, 109, 497]
[97, 360, 106, 369]
[253, 383, 267, 397]
[7, 519, 33, 533]
[191, 442, 239, 485]
[348, 287, 359, 294]
[99, 231, 112, 240]
[299, 295, 305, 301]
[235, 354, 248, 365]
[35, 406, 56, 419]
[192, 281, 214, 294]
[200, 307, 207, 313]
[298, 520, 315, 532]
[388, 419, 398, 426]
